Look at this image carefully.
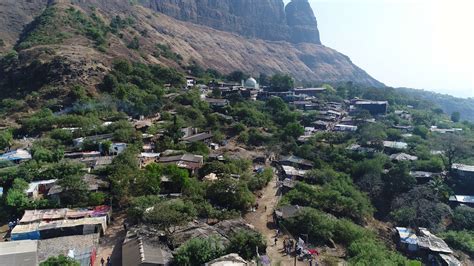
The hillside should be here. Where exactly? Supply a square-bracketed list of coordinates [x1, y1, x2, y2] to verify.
[0, 0, 382, 104]
[397, 88, 474, 122]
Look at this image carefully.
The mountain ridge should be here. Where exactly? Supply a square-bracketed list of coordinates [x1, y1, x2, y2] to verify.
[0, 0, 384, 104]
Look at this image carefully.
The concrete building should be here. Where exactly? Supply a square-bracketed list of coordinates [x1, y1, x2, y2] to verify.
[0, 240, 38, 266]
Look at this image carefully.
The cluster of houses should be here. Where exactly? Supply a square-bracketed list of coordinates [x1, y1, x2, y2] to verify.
[395, 227, 461, 265]
[122, 219, 262, 266]
[0, 206, 111, 265]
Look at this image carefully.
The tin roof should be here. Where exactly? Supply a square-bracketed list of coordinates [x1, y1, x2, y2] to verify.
[452, 164, 474, 173]
[449, 195, 474, 204]
[395, 227, 418, 245]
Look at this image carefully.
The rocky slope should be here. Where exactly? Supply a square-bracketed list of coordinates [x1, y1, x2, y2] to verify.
[138, 0, 320, 44]
[0, 0, 383, 101]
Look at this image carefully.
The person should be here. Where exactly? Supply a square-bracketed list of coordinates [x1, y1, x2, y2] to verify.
[264, 205, 267, 212]
[100, 257, 105, 266]
[274, 238, 278, 246]
[106, 256, 111, 266]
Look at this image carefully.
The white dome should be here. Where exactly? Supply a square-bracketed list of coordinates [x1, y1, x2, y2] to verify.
[244, 77, 258, 88]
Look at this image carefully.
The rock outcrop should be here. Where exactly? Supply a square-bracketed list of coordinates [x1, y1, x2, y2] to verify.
[138, 0, 321, 44]
[286, 0, 321, 44]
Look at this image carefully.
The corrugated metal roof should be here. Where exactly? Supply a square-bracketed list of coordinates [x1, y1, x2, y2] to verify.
[418, 228, 452, 254]
[452, 164, 474, 172]
[395, 227, 418, 245]
[449, 195, 474, 204]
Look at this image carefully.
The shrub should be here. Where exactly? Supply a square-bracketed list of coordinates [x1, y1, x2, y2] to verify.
[439, 230, 474, 257]
[226, 229, 266, 260]
[173, 237, 225, 266]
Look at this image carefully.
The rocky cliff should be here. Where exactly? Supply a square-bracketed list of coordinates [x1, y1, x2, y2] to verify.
[138, 0, 321, 44]
[286, 0, 321, 44]
[0, 0, 383, 98]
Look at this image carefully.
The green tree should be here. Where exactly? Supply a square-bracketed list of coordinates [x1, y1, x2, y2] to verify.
[269, 74, 294, 92]
[226, 71, 248, 82]
[109, 147, 140, 206]
[283, 208, 336, 245]
[88, 192, 106, 206]
[206, 178, 255, 211]
[383, 162, 416, 198]
[452, 205, 474, 230]
[413, 125, 429, 139]
[40, 255, 80, 266]
[226, 229, 266, 260]
[134, 163, 162, 196]
[357, 123, 387, 148]
[174, 237, 226, 266]
[144, 199, 197, 235]
[0, 130, 13, 150]
[435, 133, 472, 168]
[127, 195, 162, 223]
[451, 111, 461, 122]
[5, 179, 31, 214]
[282, 122, 304, 141]
[57, 175, 89, 206]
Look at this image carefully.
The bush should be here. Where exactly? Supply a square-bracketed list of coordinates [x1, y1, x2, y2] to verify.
[281, 178, 374, 222]
[246, 168, 273, 191]
[226, 229, 266, 260]
[439, 230, 474, 257]
[206, 178, 255, 211]
[88, 192, 106, 206]
[173, 237, 225, 266]
[348, 238, 419, 265]
[40, 255, 80, 266]
[283, 208, 336, 245]
[452, 206, 474, 230]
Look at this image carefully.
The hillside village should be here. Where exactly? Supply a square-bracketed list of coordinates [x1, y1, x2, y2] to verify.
[0, 61, 473, 266]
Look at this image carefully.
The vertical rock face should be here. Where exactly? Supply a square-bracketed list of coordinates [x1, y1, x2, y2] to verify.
[285, 0, 321, 44]
[138, 0, 321, 44]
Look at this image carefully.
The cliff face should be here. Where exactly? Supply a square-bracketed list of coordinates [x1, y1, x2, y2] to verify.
[286, 0, 321, 44]
[138, 0, 321, 44]
[0, 0, 383, 94]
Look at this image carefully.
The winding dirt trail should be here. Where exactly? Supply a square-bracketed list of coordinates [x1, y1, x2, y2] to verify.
[244, 170, 306, 266]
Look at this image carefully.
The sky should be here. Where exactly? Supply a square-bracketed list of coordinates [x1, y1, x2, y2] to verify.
[296, 0, 474, 98]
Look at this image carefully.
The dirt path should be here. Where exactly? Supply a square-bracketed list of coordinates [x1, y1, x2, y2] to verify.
[94, 214, 126, 266]
[245, 170, 306, 266]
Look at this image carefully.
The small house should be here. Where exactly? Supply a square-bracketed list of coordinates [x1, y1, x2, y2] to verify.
[279, 155, 313, 170]
[449, 195, 474, 208]
[110, 143, 127, 155]
[334, 124, 358, 132]
[205, 98, 229, 108]
[452, 164, 474, 179]
[352, 100, 388, 115]
[292, 88, 326, 97]
[281, 165, 307, 180]
[122, 236, 173, 266]
[383, 141, 408, 151]
[25, 179, 57, 200]
[0, 240, 38, 266]
[0, 149, 32, 163]
[157, 154, 204, 173]
[274, 205, 301, 222]
[395, 227, 418, 252]
[186, 77, 195, 88]
[205, 253, 248, 266]
[139, 152, 161, 167]
[390, 153, 418, 162]
[180, 132, 213, 145]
